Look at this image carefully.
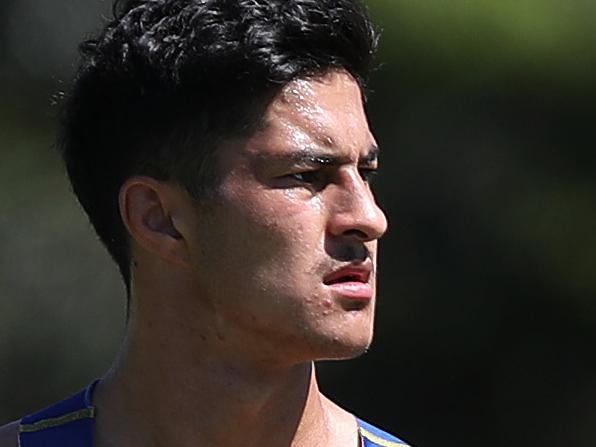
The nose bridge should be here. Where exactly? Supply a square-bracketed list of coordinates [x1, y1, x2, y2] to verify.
[331, 168, 387, 240]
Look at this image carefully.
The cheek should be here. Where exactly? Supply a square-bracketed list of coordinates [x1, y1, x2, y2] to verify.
[200, 204, 307, 279]
[196, 187, 329, 293]
[237, 190, 325, 248]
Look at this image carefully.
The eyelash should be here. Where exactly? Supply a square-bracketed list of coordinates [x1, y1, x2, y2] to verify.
[286, 168, 378, 185]
[359, 168, 378, 183]
[287, 171, 321, 183]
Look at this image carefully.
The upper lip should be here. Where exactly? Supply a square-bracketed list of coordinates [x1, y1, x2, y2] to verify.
[323, 261, 373, 285]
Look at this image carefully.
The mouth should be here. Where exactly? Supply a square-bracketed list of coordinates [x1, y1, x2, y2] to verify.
[323, 263, 374, 304]
[323, 268, 370, 285]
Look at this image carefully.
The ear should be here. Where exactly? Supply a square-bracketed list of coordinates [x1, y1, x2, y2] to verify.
[119, 176, 193, 269]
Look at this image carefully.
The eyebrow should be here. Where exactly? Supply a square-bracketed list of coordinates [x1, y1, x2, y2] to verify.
[255, 145, 380, 167]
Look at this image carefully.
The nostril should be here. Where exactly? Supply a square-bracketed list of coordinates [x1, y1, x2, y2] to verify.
[343, 229, 368, 240]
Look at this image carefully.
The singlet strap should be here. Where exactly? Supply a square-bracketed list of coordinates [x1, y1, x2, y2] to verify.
[357, 418, 411, 447]
[18, 380, 99, 447]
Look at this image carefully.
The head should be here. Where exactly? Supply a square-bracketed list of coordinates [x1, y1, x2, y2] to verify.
[60, 0, 386, 362]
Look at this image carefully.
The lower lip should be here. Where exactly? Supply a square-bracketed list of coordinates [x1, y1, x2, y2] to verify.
[326, 282, 373, 301]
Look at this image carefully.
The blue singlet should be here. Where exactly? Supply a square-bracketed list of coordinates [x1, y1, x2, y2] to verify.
[18, 381, 410, 446]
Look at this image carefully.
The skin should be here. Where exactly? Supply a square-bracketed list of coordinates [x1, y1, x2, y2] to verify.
[0, 70, 387, 447]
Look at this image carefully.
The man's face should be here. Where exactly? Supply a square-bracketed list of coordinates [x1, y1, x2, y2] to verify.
[187, 70, 387, 364]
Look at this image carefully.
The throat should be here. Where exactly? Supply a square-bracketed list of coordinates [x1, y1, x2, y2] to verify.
[94, 359, 343, 447]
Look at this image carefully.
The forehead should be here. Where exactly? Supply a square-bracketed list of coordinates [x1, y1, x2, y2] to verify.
[248, 70, 376, 158]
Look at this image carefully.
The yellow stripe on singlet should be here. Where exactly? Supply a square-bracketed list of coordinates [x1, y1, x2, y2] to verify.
[18, 408, 95, 434]
[359, 426, 410, 447]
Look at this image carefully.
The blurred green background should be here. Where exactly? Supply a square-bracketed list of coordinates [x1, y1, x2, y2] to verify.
[1, 1, 595, 445]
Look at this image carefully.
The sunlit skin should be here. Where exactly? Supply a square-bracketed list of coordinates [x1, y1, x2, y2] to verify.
[0, 70, 388, 447]
[183, 70, 388, 366]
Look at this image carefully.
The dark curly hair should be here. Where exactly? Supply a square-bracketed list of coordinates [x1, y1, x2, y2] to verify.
[59, 0, 379, 292]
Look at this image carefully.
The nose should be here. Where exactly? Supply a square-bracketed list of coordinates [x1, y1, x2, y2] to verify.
[327, 170, 388, 242]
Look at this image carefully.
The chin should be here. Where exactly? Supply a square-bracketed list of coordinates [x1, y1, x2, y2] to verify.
[312, 330, 374, 362]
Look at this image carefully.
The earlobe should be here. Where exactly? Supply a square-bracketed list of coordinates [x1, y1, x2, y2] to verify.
[119, 177, 192, 269]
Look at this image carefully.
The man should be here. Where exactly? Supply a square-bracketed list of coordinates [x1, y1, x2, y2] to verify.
[0, 0, 411, 445]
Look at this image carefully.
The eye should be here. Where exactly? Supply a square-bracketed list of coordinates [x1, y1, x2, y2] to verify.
[359, 168, 379, 184]
[286, 170, 322, 184]
[277, 170, 329, 192]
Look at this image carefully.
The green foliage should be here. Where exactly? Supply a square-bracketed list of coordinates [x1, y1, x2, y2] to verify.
[368, 0, 596, 84]
[1, 1, 595, 445]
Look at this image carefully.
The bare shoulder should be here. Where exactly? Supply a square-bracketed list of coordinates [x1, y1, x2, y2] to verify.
[0, 421, 19, 447]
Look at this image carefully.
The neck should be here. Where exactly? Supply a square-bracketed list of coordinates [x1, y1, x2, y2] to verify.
[93, 287, 352, 447]
[96, 357, 328, 447]
[93, 262, 359, 447]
